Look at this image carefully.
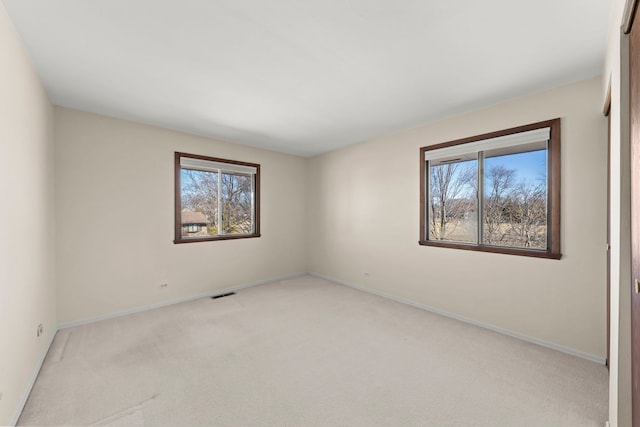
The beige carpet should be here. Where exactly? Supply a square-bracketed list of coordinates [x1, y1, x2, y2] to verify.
[18, 275, 608, 426]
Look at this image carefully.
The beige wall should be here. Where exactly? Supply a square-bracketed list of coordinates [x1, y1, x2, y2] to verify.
[0, 3, 56, 425]
[308, 76, 607, 360]
[603, 0, 633, 425]
[54, 108, 308, 325]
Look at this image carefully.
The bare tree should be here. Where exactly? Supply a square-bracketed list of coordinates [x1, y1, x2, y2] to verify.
[429, 157, 547, 247]
[504, 182, 547, 248]
[481, 164, 547, 248]
[182, 170, 218, 230]
[483, 165, 516, 244]
[182, 170, 253, 235]
[429, 161, 476, 240]
[220, 173, 252, 234]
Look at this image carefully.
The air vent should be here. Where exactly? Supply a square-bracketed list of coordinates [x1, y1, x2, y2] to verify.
[211, 292, 236, 300]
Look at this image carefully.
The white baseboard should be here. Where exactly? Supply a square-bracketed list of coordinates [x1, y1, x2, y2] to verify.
[10, 330, 57, 426]
[58, 272, 306, 330]
[310, 272, 606, 365]
[11, 273, 305, 425]
[11, 271, 604, 425]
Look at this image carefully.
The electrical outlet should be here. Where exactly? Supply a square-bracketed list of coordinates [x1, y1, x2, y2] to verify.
[37, 323, 43, 337]
[159, 283, 169, 289]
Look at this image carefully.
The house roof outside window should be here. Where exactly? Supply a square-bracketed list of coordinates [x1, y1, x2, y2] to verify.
[181, 209, 209, 225]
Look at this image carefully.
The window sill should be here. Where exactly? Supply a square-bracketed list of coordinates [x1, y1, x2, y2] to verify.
[418, 240, 562, 260]
[174, 233, 261, 244]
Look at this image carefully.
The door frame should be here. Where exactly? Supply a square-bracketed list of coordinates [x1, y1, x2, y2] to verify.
[626, 0, 640, 424]
[605, 87, 611, 369]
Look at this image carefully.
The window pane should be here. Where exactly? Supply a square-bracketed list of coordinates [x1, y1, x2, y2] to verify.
[220, 172, 253, 235]
[175, 153, 260, 243]
[483, 146, 547, 249]
[181, 169, 218, 237]
[429, 158, 478, 243]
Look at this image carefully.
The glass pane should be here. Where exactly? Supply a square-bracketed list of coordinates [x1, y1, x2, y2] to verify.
[181, 169, 218, 237]
[483, 145, 547, 249]
[429, 158, 478, 243]
[220, 172, 253, 235]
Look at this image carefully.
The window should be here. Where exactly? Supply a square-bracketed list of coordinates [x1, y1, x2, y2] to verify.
[185, 224, 201, 233]
[419, 119, 561, 259]
[175, 152, 260, 243]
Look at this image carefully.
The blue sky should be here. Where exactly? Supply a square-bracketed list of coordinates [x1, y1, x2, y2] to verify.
[485, 149, 547, 185]
[430, 149, 547, 199]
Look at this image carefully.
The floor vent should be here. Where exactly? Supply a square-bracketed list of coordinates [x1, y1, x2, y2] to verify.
[211, 292, 236, 300]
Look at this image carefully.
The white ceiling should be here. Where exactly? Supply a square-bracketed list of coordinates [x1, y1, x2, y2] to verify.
[3, 0, 611, 157]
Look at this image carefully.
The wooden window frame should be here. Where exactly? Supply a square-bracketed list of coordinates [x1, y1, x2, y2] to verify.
[419, 119, 561, 259]
[174, 152, 261, 244]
